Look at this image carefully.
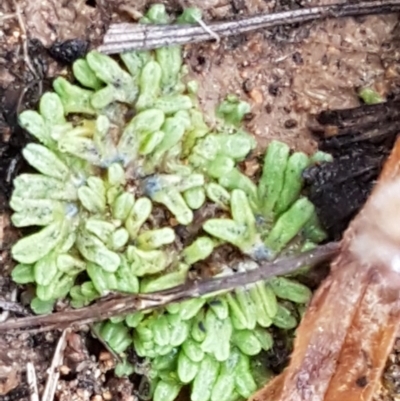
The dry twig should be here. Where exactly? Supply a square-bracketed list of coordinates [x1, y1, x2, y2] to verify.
[0, 243, 338, 332]
[98, 0, 400, 53]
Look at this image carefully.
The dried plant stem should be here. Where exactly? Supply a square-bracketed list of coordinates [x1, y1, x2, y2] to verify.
[98, 0, 400, 53]
[0, 242, 339, 332]
[26, 362, 39, 401]
[12, 0, 40, 80]
[41, 330, 68, 401]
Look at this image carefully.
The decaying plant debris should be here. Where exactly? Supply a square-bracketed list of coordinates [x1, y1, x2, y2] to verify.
[1, 0, 400, 400]
[304, 100, 400, 239]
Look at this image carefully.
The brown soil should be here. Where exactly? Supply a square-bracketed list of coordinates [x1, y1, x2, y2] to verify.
[1, 0, 400, 400]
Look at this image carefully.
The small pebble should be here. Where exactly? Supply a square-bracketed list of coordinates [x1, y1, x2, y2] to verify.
[385, 65, 398, 79]
[284, 119, 298, 129]
[99, 351, 113, 361]
[59, 365, 71, 375]
[249, 88, 263, 104]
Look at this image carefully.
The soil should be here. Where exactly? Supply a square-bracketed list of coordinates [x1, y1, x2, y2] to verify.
[1, 0, 400, 400]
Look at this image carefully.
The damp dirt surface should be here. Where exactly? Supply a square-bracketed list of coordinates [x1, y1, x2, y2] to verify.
[1, 0, 400, 400]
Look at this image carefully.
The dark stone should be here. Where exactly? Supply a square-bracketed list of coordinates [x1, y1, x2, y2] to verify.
[284, 118, 298, 129]
[356, 376, 368, 388]
[48, 39, 89, 65]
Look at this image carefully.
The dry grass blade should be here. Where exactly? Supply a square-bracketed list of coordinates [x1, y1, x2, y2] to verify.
[0, 243, 339, 332]
[26, 362, 39, 401]
[41, 329, 68, 401]
[98, 0, 400, 53]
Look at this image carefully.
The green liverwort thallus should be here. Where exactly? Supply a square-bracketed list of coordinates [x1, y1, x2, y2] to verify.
[10, 4, 332, 401]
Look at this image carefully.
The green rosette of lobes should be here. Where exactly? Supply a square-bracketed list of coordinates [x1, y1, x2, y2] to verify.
[10, 3, 331, 400]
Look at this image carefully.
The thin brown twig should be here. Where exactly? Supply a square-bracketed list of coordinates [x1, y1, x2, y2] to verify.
[12, 0, 40, 80]
[98, 0, 400, 53]
[11, 0, 44, 112]
[0, 242, 339, 333]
